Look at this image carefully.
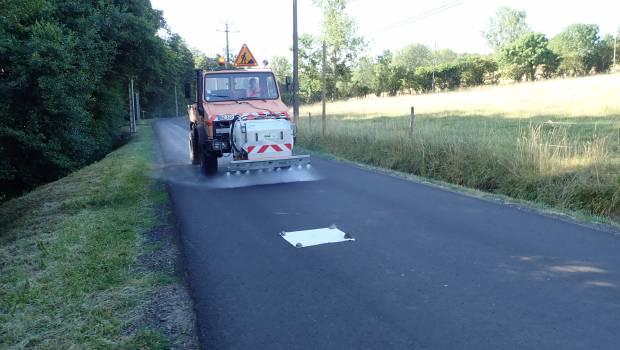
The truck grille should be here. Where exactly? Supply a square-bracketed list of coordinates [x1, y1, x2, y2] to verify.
[213, 121, 231, 151]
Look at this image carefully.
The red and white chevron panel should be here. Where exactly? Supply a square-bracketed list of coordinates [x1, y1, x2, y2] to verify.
[246, 143, 293, 160]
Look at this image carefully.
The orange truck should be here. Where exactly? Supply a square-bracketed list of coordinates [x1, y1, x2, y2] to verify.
[185, 66, 310, 175]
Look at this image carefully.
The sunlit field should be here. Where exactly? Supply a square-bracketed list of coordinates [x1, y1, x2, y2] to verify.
[301, 74, 620, 119]
[297, 74, 620, 221]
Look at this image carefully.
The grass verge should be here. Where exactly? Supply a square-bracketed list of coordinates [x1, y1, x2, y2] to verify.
[0, 124, 186, 348]
[299, 146, 620, 231]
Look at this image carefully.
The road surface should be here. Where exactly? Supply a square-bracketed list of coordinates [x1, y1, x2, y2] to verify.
[154, 118, 620, 350]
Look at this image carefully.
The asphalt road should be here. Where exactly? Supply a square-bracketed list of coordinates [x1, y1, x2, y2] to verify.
[153, 118, 620, 350]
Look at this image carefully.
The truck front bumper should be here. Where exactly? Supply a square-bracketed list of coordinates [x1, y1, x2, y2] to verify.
[227, 155, 310, 172]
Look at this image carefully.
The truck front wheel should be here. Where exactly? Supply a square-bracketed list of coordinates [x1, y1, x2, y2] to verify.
[189, 131, 200, 165]
[200, 151, 218, 175]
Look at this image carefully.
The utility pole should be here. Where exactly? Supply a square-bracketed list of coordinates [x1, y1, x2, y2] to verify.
[135, 91, 140, 122]
[128, 80, 134, 133]
[292, 0, 300, 124]
[129, 79, 137, 133]
[409, 106, 415, 135]
[218, 22, 237, 68]
[174, 84, 179, 117]
[224, 23, 230, 68]
[321, 41, 327, 137]
[432, 43, 436, 92]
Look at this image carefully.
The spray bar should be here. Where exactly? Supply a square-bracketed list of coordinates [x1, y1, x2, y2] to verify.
[227, 155, 310, 172]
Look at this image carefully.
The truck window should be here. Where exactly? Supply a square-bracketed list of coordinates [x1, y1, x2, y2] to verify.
[205, 72, 279, 101]
[266, 78, 277, 98]
[206, 77, 229, 91]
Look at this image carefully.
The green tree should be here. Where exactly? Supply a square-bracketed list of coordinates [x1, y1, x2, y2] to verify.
[373, 50, 391, 96]
[435, 48, 460, 65]
[314, 0, 365, 100]
[297, 34, 323, 103]
[434, 63, 462, 90]
[351, 56, 375, 97]
[392, 44, 432, 93]
[616, 28, 620, 66]
[458, 55, 498, 87]
[270, 56, 292, 81]
[594, 34, 615, 72]
[550, 24, 600, 76]
[483, 7, 531, 51]
[270, 55, 293, 103]
[615, 28, 620, 67]
[192, 49, 220, 70]
[499, 32, 557, 81]
[392, 44, 433, 68]
[413, 66, 433, 93]
[372, 50, 405, 96]
[0, 0, 195, 199]
[159, 33, 195, 116]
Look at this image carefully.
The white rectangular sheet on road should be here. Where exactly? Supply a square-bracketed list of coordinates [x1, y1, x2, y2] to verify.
[281, 227, 355, 248]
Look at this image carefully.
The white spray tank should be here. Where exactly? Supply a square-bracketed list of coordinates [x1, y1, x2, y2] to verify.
[228, 114, 309, 171]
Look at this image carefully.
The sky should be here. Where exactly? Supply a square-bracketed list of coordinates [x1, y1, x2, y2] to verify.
[151, 0, 620, 63]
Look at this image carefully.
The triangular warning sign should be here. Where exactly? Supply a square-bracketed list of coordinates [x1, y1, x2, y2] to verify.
[233, 44, 258, 67]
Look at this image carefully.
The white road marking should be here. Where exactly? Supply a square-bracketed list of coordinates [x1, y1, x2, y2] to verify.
[280, 226, 354, 248]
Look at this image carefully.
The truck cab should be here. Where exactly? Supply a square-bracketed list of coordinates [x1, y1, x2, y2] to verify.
[187, 68, 308, 174]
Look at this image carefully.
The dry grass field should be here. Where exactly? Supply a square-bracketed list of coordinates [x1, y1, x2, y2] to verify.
[301, 74, 620, 119]
[297, 74, 620, 222]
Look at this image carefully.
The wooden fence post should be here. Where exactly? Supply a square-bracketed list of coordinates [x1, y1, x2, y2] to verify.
[409, 106, 415, 135]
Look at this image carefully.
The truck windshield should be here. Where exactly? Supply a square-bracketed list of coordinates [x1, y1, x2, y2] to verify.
[205, 72, 279, 102]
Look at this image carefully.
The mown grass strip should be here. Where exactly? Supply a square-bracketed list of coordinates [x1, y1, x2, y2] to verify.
[0, 125, 171, 348]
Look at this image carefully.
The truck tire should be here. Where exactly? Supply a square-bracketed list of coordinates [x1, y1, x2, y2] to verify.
[200, 151, 218, 175]
[189, 130, 200, 165]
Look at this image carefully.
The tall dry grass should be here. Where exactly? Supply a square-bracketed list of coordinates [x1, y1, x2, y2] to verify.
[297, 74, 620, 220]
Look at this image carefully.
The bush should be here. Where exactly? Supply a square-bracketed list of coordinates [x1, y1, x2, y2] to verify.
[0, 0, 195, 200]
[413, 66, 434, 93]
[459, 56, 498, 87]
[434, 63, 463, 90]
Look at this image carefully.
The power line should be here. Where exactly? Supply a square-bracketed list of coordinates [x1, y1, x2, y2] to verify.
[363, 0, 469, 36]
[371, 0, 466, 34]
[380, 0, 462, 30]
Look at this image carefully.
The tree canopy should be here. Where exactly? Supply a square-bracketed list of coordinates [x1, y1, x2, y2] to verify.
[499, 32, 558, 81]
[279, 6, 615, 101]
[550, 24, 601, 76]
[314, 0, 364, 100]
[483, 7, 531, 51]
[0, 0, 195, 199]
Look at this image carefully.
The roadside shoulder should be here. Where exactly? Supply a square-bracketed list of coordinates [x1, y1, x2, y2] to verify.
[300, 147, 620, 235]
[0, 123, 199, 348]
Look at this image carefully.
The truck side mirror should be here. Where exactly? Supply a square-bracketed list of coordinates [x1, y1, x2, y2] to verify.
[184, 82, 191, 99]
[285, 76, 292, 92]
